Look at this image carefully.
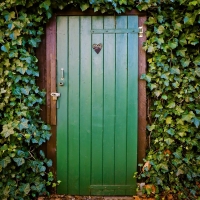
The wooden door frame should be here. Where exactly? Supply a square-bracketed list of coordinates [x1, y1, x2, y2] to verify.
[36, 8, 147, 179]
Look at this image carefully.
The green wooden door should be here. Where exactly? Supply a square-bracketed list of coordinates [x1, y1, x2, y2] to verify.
[56, 15, 138, 195]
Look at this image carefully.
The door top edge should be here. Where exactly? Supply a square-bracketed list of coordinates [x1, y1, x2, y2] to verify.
[54, 8, 146, 17]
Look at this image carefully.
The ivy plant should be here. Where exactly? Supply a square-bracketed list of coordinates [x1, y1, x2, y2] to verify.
[139, 0, 200, 199]
[0, 0, 55, 199]
[0, 0, 199, 199]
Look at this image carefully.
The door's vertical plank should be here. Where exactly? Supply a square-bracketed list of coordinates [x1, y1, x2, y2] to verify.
[103, 16, 115, 194]
[91, 16, 104, 192]
[57, 16, 68, 194]
[126, 16, 138, 195]
[79, 16, 92, 195]
[68, 16, 80, 194]
[115, 16, 128, 195]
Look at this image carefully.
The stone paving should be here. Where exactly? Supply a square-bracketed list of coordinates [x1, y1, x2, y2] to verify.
[38, 195, 154, 200]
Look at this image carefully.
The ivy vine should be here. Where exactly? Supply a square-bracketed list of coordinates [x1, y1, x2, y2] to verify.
[0, 0, 199, 199]
[139, 1, 200, 199]
[0, 1, 56, 199]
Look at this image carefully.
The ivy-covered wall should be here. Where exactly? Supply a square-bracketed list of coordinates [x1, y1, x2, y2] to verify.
[0, 0, 199, 199]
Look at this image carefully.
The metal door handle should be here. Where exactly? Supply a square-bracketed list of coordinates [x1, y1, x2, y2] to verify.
[61, 68, 64, 80]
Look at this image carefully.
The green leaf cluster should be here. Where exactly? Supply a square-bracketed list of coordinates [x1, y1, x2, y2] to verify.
[0, 0, 199, 199]
[139, 0, 200, 199]
[0, 0, 56, 199]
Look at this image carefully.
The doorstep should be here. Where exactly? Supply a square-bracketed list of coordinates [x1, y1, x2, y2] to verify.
[38, 195, 144, 200]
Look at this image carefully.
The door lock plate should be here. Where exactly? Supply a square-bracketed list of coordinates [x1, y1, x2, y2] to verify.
[51, 92, 60, 100]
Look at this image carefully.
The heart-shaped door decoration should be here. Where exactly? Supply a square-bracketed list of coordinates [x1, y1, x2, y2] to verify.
[92, 43, 103, 54]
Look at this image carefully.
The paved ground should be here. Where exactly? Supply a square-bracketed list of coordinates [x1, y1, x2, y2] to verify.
[38, 195, 154, 200]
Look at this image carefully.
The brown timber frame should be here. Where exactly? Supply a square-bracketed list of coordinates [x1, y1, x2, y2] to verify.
[36, 8, 147, 179]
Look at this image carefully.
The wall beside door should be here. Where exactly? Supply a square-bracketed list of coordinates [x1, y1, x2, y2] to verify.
[36, 8, 147, 195]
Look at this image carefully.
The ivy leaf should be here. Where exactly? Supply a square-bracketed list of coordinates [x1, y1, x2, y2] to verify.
[16, 66, 27, 75]
[0, 156, 11, 168]
[19, 183, 30, 195]
[193, 55, 200, 66]
[10, 29, 21, 40]
[176, 48, 186, 57]
[39, 166, 46, 172]
[170, 67, 180, 74]
[173, 81, 179, 87]
[1, 144, 8, 151]
[168, 40, 178, 49]
[2, 11, 15, 21]
[173, 151, 182, 159]
[146, 17, 157, 25]
[1, 43, 10, 52]
[0, 31, 4, 43]
[147, 45, 155, 53]
[159, 163, 169, 171]
[178, 132, 186, 137]
[20, 56, 32, 64]
[17, 150, 25, 157]
[156, 37, 164, 45]
[154, 90, 162, 97]
[1, 88, 6, 94]
[9, 50, 18, 58]
[150, 83, 157, 90]
[28, 38, 41, 48]
[182, 111, 195, 122]
[166, 117, 172, 124]
[177, 119, 184, 125]
[195, 67, 200, 77]
[119, 0, 127, 5]
[189, 1, 198, 5]
[19, 118, 29, 130]
[21, 86, 31, 95]
[161, 73, 169, 79]
[1, 124, 14, 138]
[140, 74, 151, 82]
[147, 125, 155, 131]
[156, 25, 165, 34]
[180, 58, 190, 67]
[42, 131, 51, 140]
[167, 128, 175, 136]
[192, 117, 199, 128]
[94, 6, 100, 12]
[195, 109, 200, 114]
[40, 150, 45, 158]
[80, 3, 90, 11]
[157, 15, 164, 23]
[39, 0, 51, 10]
[175, 106, 184, 115]
[174, 22, 182, 30]
[167, 102, 175, 108]
[179, 34, 187, 46]
[176, 168, 184, 176]
[184, 13, 196, 25]
[8, 22, 15, 30]
[46, 159, 52, 167]
[164, 138, 174, 145]
[13, 158, 25, 166]
[161, 95, 168, 100]
[187, 33, 198, 45]
[45, 10, 52, 19]
[41, 124, 51, 130]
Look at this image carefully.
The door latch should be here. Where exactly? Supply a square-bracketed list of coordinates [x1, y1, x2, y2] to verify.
[51, 92, 60, 100]
[138, 26, 143, 38]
